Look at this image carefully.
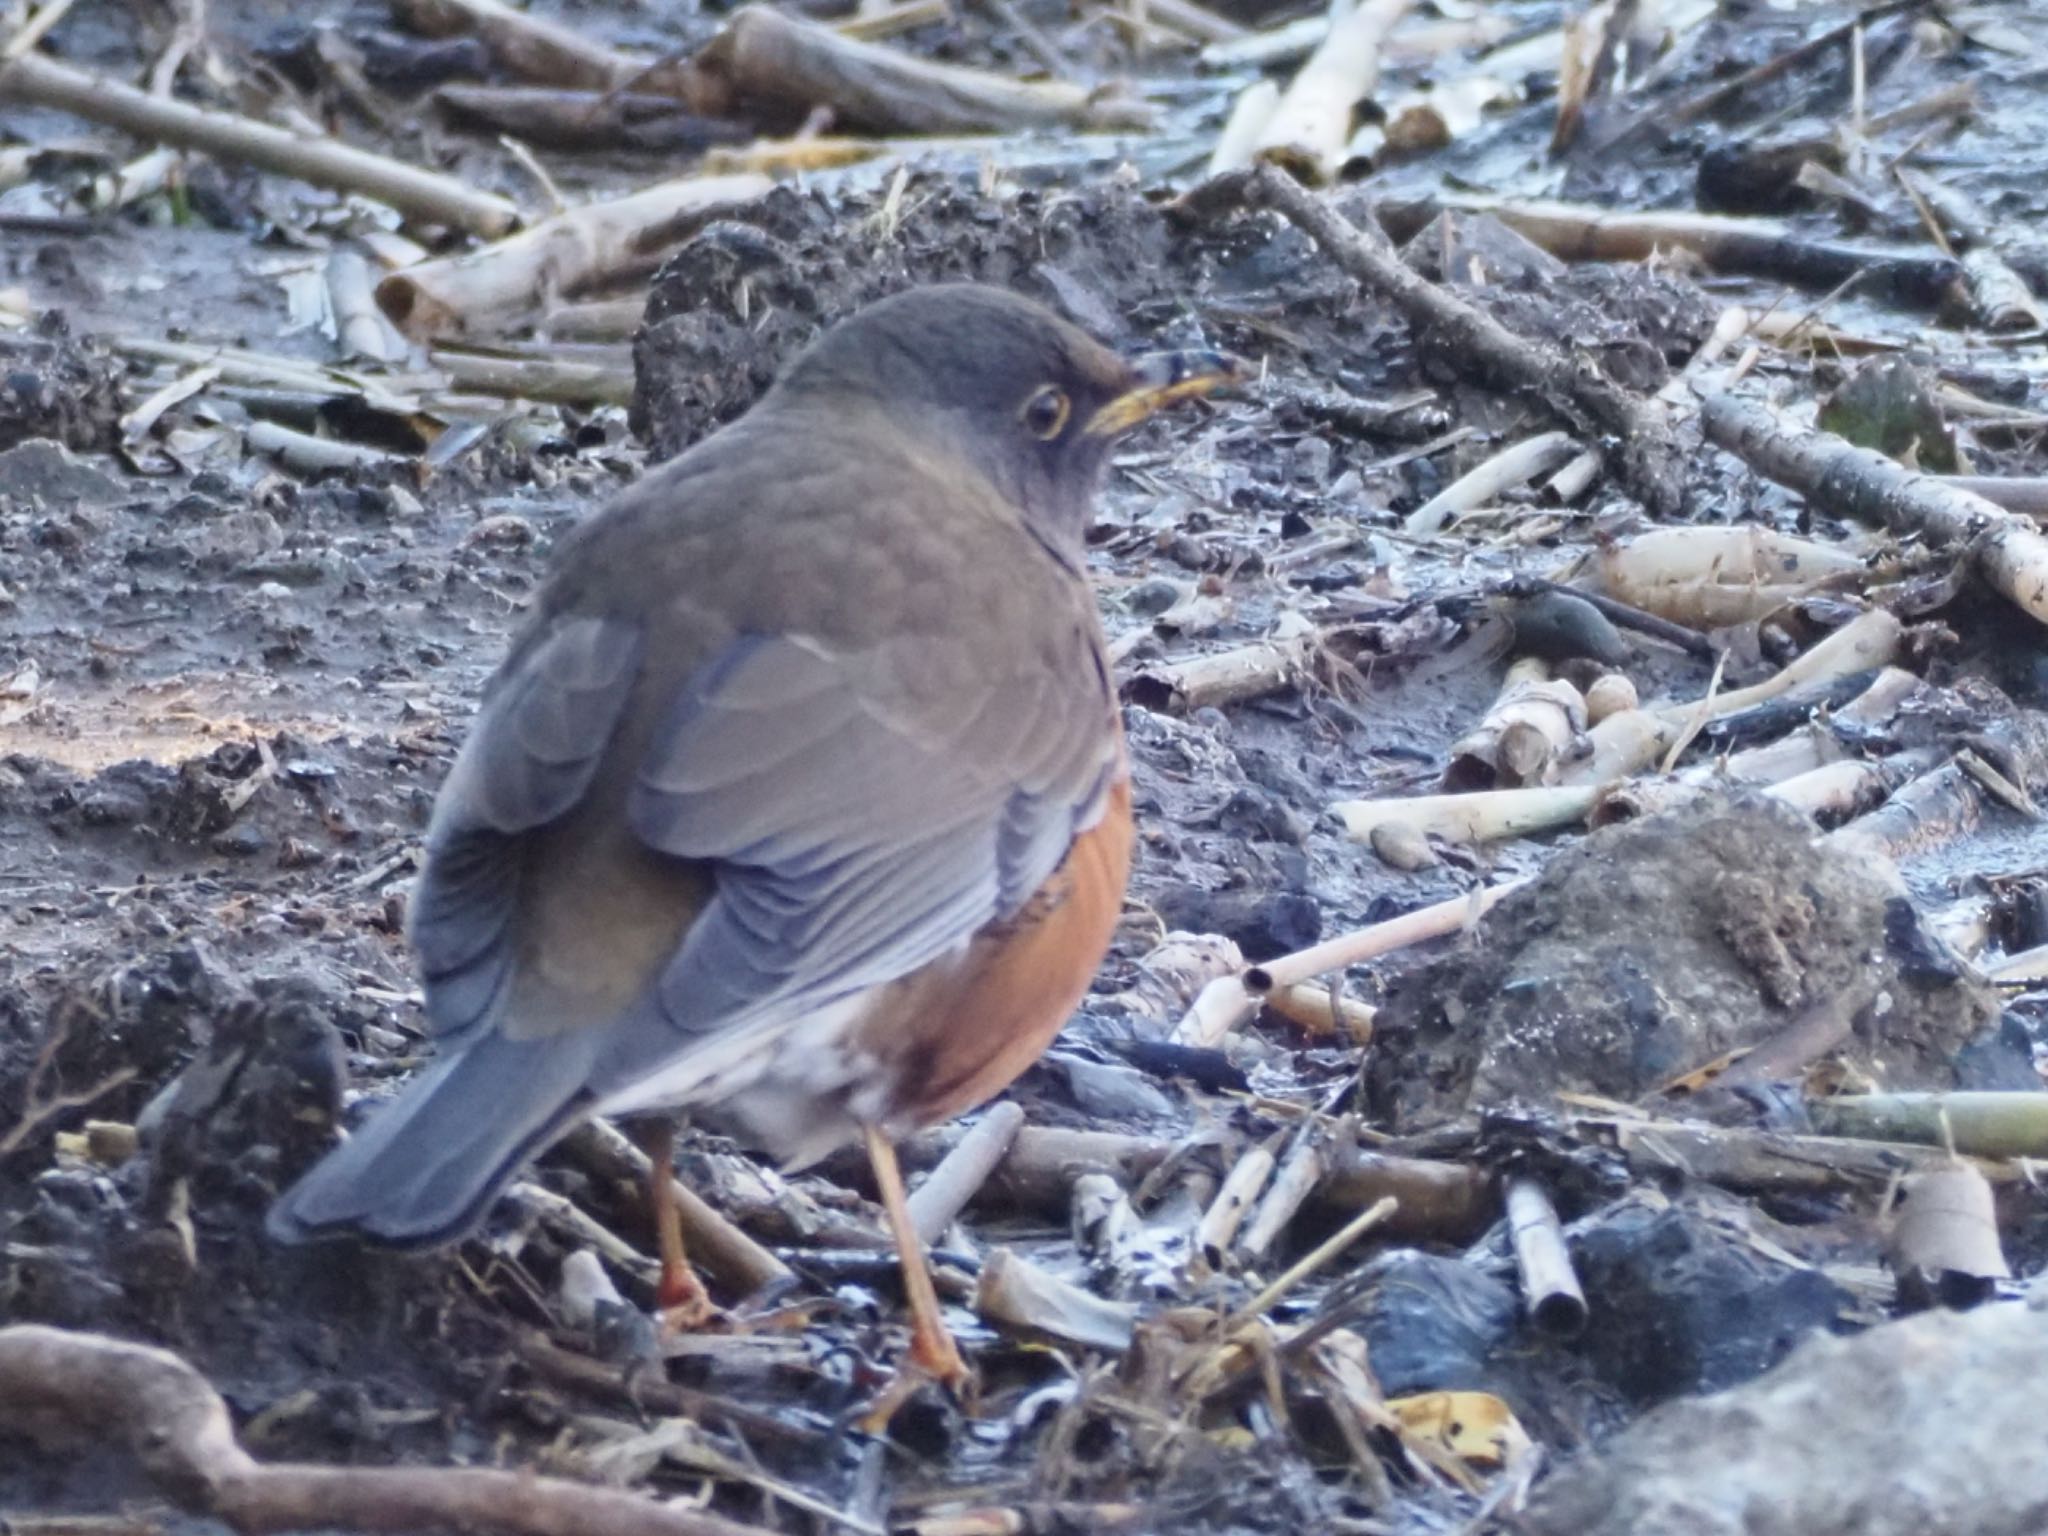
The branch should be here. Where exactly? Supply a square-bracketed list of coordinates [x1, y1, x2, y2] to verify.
[0, 1325, 778, 1536]
[1182, 164, 1685, 517]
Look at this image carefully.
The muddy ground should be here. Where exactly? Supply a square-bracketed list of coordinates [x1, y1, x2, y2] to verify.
[7, 0, 2048, 1532]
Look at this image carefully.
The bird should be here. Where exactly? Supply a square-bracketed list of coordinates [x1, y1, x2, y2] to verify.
[267, 282, 1246, 1401]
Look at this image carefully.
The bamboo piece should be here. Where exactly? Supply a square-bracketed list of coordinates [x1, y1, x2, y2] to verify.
[1124, 618, 1317, 714]
[1206, 77, 1278, 178]
[1445, 658, 1587, 790]
[328, 251, 409, 365]
[245, 421, 405, 474]
[1374, 193, 1965, 314]
[428, 347, 635, 406]
[1146, 0, 1247, 46]
[905, 1101, 1024, 1245]
[0, 50, 519, 237]
[1250, 880, 1525, 993]
[1505, 1178, 1586, 1338]
[1886, 1164, 2009, 1310]
[1583, 673, 1636, 723]
[1651, 608, 1901, 727]
[392, 0, 639, 90]
[378, 173, 768, 337]
[1701, 393, 2048, 629]
[1194, 1146, 1276, 1263]
[835, 0, 952, 42]
[1188, 166, 1684, 516]
[973, 1248, 1137, 1350]
[1829, 754, 2007, 867]
[1600, 1116, 2009, 1195]
[1236, 1132, 1325, 1262]
[1941, 477, 2048, 521]
[1543, 446, 1603, 504]
[1251, 0, 1413, 185]
[1552, 707, 1678, 786]
[1595, 524, 1869, 630]
[1404, 430, 1579, 535]
[690, 7, 1154, 135]
[1811, 1093, 2048, 1160]
[1262, 980, 1376, 1041]
[1333, 783, 1601, 845]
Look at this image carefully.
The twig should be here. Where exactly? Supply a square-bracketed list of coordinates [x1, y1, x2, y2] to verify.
[0, 50, 519, 237]
[1188, 165, 1683, 516]
[1231, 1197, 1397, 1321]
[0, 1326, 778, 1536]
[1700, 391, 2048, 628]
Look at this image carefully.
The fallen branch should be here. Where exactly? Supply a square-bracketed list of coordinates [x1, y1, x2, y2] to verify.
[378, 172, 769, 337]
[0, 50, 519, 237]
[1700, 391, 2048, 628]
[687, 7, 1153, 135]
[0, 1325, 776, 1536]
[1187, 165, 1684, 516]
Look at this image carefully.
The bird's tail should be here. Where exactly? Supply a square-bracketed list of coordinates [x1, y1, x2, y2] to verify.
[267, 1028, 603, 1248]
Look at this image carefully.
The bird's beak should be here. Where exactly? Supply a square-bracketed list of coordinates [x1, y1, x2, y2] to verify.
[1084, 347, 1253, 438]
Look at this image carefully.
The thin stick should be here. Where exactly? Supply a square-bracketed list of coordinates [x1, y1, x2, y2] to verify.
[1231, 1196, 1397, 1321]
[0, 50, 518, 237]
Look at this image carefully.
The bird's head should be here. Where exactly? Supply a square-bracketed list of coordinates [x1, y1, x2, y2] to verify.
[772, 284, 1249, 562]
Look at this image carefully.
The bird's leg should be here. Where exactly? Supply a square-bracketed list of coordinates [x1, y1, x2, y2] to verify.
[858, 1123, 972, 1430]
[637, 1119, 714, 1328]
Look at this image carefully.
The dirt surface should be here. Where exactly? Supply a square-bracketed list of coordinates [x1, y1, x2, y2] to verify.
[9, 0, 2048, 1532]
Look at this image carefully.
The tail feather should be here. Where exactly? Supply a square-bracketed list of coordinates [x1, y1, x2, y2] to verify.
[267, 1029, 604, 1248]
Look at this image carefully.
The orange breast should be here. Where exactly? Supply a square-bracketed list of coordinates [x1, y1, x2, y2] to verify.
[856, 774, 1135, 1132]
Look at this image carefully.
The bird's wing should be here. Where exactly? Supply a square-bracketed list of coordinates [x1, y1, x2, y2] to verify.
[598, 626, 1119, 1089]
[407, 613, 644, 1040]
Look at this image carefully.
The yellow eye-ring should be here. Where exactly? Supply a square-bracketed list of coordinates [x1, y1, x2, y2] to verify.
[1022, 385, 1070, 440]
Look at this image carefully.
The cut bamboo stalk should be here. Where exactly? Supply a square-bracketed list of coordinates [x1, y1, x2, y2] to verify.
[1812, 1092, 2048, 1159]
[1206, 77, 1279, 178]
[1147, 0, 1247, 46]
[377, 172, 769, 337]
[1171, 881, 1525, 1048]
[1124, 617, 1317, 714]
[1252, 0, 1413, 185]
[1595, 523, 1869, 630]
[690, 7, 1154, 135]
[905, 1101, 1024, 1245]
[1404, 430, 1578, 535]
[1236, 1132, 1325, 1262]
[1445, 657, 1586, 790]
[1886, 1164, 2009, 1310]
[1263, 980, 1376, 1041]
[428, 347, 635, 406]
[328, 251, 409, 365]
[1583, 672, 1636, 724]
[245, 420, 405, 474]
[1333, 783, 1601, 845]
[1553, 707, 1678, 785]
[0, 50, 519, 237]
[1194, 1145, 1276, 1263]
[835, 0, 951, 42]
[1505, 1178, 1586, 1338]
[1650, 608, 1902, 726]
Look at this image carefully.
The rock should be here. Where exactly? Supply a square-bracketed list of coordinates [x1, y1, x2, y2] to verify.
[1526, 1291, 2048, 1536]
[0, 439, 124, 508]
[1366, 792, 2002, 1128]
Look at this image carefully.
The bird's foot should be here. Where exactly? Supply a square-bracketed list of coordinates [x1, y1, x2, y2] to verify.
[855, 1323, 975, 1434]
[655, 1259, 717, 1332]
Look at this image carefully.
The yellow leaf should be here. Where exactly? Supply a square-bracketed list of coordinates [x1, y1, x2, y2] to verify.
[1384, 1391, 1531, 1468]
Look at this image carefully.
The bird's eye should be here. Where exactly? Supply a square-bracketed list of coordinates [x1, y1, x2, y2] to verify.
[1021, 386, 1070, 441]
